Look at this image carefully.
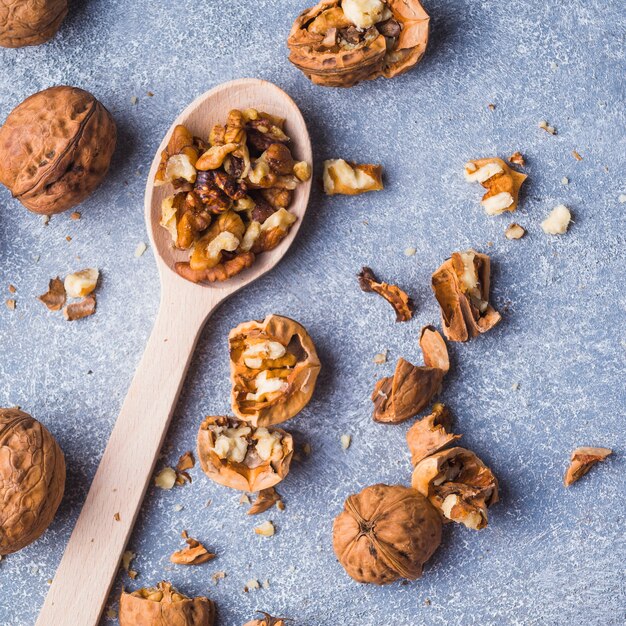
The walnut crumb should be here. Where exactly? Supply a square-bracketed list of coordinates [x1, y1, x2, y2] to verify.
[561, 177, 569, 185]
[5, 299, 15, 311]
[8, 284, 16, 294]
[254, 521, 275, 537]
[114, 512, 121, 521]
[373, 350, 388, 364]
[618, 194, 626, 203]
[341, 434, 352, 450]
[245, 579, 260, 592]
[70, 211, 81, 220]
[154, 467, 177, 489]
[505, 224, 526, 240]
[508, 152, 525, 166]
[487, 103, 496, 111]
[134, 242, 147, 258]
[404, 246, 416, 256]
[538, 120, 557, 135]
[212, 571, 226, 584]
[572, 150, 583, 161]
[130, 96, 138, 105]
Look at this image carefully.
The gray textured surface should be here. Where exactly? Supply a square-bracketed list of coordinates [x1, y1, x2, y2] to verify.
[1, 0, 625, 624]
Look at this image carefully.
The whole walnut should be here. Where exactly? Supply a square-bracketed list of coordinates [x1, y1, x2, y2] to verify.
[0, 408, 66, 555]
[0, 0, 67, 48]
[0, 86, 117, 214]
[119, 581, 215, 626]
[333, 483, 442, 584]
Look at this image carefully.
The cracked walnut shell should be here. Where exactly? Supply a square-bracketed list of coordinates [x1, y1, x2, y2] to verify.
[197, 416, 293, 492]
[406, 403, 461, 466]
[0, 86, 116, 215]
[564, 447, 612, 487]
[432, 250, 501, 342]
[464, 157, 527, 216]
[288, 0, 430, 87]
[229, 314, 321, 426]
[0, 0, 67, 48]
[243, 613, 287, 626]
[119, 581, 215, 626]
[411, 447, 499, 530]
[0, 408, 66, 555]
[333, 484, 442, 584]
[372, 326, 449, 424]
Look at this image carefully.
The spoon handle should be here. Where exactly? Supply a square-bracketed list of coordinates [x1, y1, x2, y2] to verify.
[36, 296, 215, 626]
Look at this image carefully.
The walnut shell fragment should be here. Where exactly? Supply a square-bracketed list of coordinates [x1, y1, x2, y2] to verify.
[0, 408, 66, 555]
[0, 86, 116, 215]
[63, 294, 96, 321]
[38, 277, 66, 311]
[243, 613, 287, 626]
[406, 403, 461, 466]
[358, 266, 413, 322]
[564, 447, 612, 487]
[432, 250, 501, 342]
[288, 0, 430, 87]
[464, 157, 527, 216]
[197, 416, 293, 492]
[411, 447, 498, 530]
[372, 326, 449, 424]
[247, 487, 282, 515]
[119, 581, 215, 626]
[170, 534, 215, 566]
[229, 314, 321, 426]
[0, 0, 67, 48]
[333, 484, 441, 584]
[323, 159, 383, 195]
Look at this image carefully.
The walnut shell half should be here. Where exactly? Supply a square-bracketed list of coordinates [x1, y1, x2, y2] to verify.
[0, 0, 67, 48]
[119, 581, 215, 626]
[197, 416, 293, 492]
[229, 314, 321, 426]
[333, 484, 442, 584]
[0, 408, 66, 555]
[0, 86, 117, 214]
[432, 250, 501, 342]
[288, 0, 430, 87]
[411, 447, 498, 530]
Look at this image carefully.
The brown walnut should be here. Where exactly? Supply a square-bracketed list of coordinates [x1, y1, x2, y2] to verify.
[0, 0, 67, 48]
[288, 0, 430, 87]
[197, 415, 293, 492]
[229, 314, 321, 427]
[411, 447, 499, 530]
[119, 581, 215, 626]
[0, 86, 117, 214]
[0, 408, 66, 555]
[333, 483, 442, 584]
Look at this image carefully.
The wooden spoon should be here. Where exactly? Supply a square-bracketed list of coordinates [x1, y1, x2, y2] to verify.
[36, 78, 312, 626]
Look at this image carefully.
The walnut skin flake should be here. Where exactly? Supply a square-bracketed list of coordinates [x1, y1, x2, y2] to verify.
[197, 416, 293, 492]
[372, 326, 449, 424]
[406, 403, 461, 466]
[229, 314, 321, 427]
[288, 0, 430, 88]
[564, 447, 612, 487]
[358, 266, 414, 322]
[119, 581, 215, 626]
[464, 157, 527, 215]
[431, 250, 501, 342]
[170, 534, 215, 566]
[411, 447, 499, 530]
[38, 277, 66, 311]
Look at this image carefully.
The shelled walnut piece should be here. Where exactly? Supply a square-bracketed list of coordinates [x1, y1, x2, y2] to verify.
[155, 108, 310, 284]
[432, 250, 501, 342]
[119, 581, 215, 626]
[0, 408, 66, 555]
[0, 86, 116, 214]
[464, 157, 527, 215]
[406, 403, 461, 465]
[323, 159, 383, 195]
[357, 266, 413, 321]
[288, 0, 430, 87]
[229, 314, 321, 426]
[333, 484, 441, 584]
[243, 613, 287, 626]
[412, 447, 498, 530]
[0, 0, 67, 48]
[564, 447, 612, 486]
[372, 326, 449, 424]
[197, 416, 293, 491]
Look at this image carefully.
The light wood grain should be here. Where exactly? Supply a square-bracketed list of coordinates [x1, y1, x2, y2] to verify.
[36, 78, 312, 626]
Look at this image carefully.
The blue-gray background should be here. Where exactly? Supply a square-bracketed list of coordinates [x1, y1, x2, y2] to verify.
[0, 1, 624, 624]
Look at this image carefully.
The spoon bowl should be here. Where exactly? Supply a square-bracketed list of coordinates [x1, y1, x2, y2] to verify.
[37, 78, 312, 626]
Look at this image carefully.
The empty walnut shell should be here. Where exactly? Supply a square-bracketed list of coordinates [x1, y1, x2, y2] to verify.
[0, 86, 117, 214]
[406, 403, 461, 466]
[288, 0, 430, 87]
[229, 314, 321, 427]
[372, 326, 449, 424]
[119, 581, 215, 626]
[333, 484, 442, 584]
[197, 415, 293, 492]
[411, 447, 498, 530]
[0, 408, 66, 555]
[0, 0, 67, 48]
[432, 250, 501, 342]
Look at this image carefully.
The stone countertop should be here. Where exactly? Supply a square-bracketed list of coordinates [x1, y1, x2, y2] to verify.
[0, 1, 624, 624]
